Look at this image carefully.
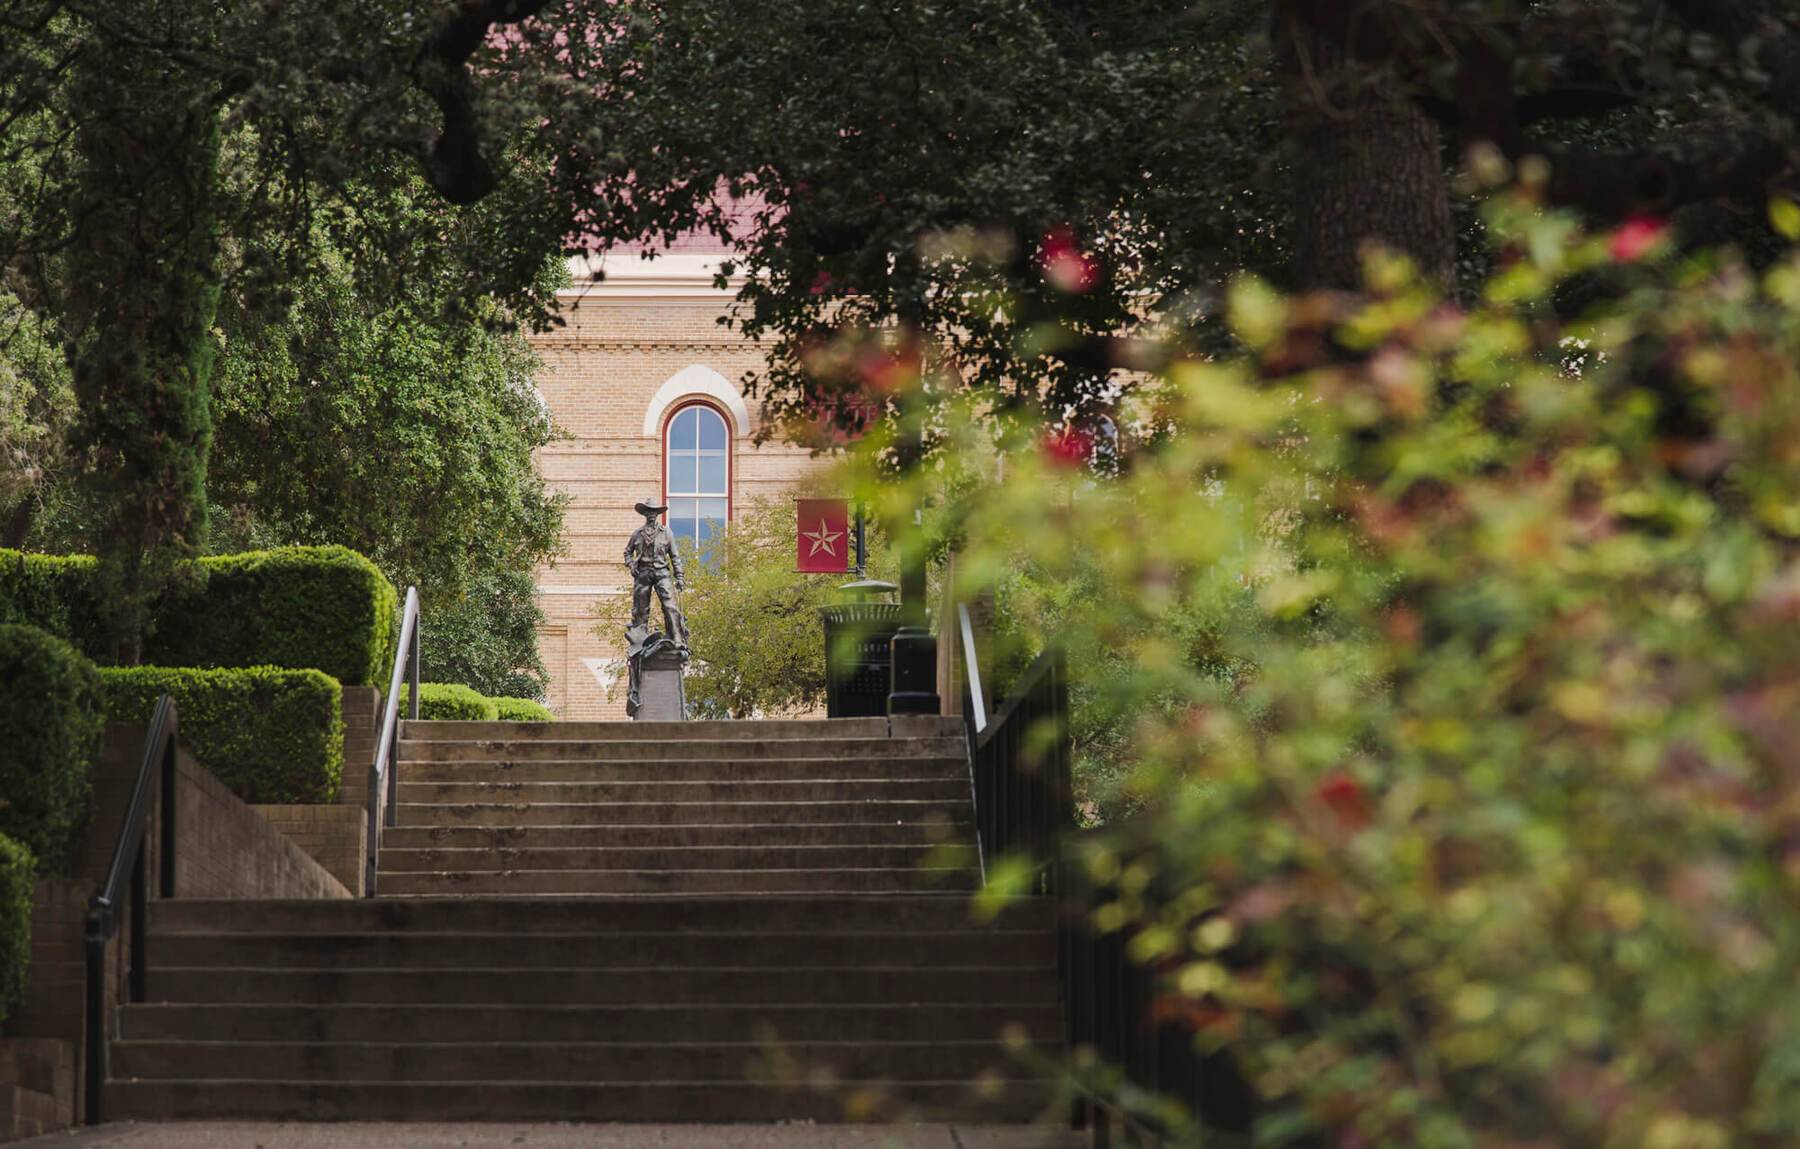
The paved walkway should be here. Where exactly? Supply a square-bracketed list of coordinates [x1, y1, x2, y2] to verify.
[26, 1123, 1084, 1148]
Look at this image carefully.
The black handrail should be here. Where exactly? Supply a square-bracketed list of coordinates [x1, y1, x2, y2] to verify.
[366, 586, 422, 896]
[952, 604, 1233, 1146]
[84, 695, 180, 1125]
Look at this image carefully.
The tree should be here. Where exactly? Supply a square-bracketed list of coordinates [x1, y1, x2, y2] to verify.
[594, 496, 894, 719]
[203, 238, 566, 698]
[0, 0, 570, 654]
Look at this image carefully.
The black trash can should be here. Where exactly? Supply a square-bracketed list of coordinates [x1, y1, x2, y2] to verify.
[821, 601, 903, 718]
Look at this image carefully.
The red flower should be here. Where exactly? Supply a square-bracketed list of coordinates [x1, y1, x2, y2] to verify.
[1038, 226, 1099, 293]
[1609, 216, 1669, 263]
[1315, 770, 1372, 829]
[1040, 426, 1094, 467]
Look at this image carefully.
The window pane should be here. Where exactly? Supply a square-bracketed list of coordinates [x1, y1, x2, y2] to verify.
[670, 407, 697, 450]
[697, 407, 727, 450]
[699, 498, 729, 529]
[668, 453, 698, 494]
[697, 453, 726, 495]
[668, 498, 698, 545]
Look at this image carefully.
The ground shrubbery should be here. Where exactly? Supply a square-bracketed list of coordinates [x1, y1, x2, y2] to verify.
[0, 545, 396, 685]
[0, 624, 102, 870]
[0, 834, 33, 1027]
[402, 683, 501, 721]
[490, 696, 554, 722]
[880, 196, 1800, 1145]
[101, 666, 344, 804]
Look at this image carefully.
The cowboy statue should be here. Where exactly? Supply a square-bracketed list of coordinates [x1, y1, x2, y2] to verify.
[623, 495, 690, 718]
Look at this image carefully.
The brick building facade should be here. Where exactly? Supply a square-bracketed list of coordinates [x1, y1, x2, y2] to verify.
[528, 247, 825, 719]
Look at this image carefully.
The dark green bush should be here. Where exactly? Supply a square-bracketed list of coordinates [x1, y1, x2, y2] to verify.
[0, 546, 397, 686]
[150, 547, 397, 686]
[400, 683, 500, 721]
[0, 834, 32, 1027]
[100, 666, 343, 804]
[490, 696, 554, 722]
[0, 625, 102, 871]
[0, 552, 103, 655]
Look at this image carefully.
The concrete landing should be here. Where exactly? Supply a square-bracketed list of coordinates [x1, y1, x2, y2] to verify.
[25, 1123, 1085, 1148]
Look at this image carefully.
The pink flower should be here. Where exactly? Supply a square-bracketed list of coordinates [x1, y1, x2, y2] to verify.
[1609, 216, 1669, 263]
[1039, 226, 1099, 293]
[1040, 426, 1094, 467]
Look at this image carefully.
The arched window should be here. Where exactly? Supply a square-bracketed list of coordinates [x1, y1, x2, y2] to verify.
[664, 402, 730, 559]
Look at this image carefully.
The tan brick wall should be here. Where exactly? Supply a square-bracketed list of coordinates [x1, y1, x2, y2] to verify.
[7, 723, 349, 1133]
[250, 805, 366, 897]
[334, 686, 380, 810]
[529, 277, 829, 720]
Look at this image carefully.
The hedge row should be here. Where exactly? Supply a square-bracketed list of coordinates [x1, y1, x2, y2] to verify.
[0, 546, 397, 686]
[101, 666, 344, 805]
[0, 625, 102, 871]
[0, 835, 32, 1027]
[491, 697, 554, 722]
[402, 683, 499, 721]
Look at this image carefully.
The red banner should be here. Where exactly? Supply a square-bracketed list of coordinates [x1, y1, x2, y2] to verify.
[796, 498, 851, 573]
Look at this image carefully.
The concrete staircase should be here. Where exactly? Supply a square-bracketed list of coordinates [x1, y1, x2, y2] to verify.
[105, 717, 1062, 1123]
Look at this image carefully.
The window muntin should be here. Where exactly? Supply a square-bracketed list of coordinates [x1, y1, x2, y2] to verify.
[665, 403, 730, 558]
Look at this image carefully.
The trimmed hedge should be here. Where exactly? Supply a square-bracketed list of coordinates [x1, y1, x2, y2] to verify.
[491, 696, 554, 722]
[100, 666, 343, 805]
[0, 834, 32, 1027]
[0, 546, 397, 686]
[0, 625, 102, 871]
[401, 683, 500, 721]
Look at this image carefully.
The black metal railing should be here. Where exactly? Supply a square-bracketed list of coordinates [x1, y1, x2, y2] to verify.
[366, 586, 421, 897]
[84, 695, 180, 1125]
[952, 603, 1238, 1146]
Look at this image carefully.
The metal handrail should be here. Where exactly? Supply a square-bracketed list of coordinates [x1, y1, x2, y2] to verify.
[957, 603, 988, 734]
[365, 587, 421, 896]
[84, 695, 180, 1125]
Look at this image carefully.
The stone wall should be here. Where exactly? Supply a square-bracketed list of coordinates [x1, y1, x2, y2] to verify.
[4, 722, 349, 1136]
[250, 805, 365, 896]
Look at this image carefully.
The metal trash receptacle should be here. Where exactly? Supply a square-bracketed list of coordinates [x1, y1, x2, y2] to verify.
[821, 601, 903, 718]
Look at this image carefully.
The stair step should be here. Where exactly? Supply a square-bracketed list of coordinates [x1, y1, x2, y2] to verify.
[375, 844, 974, 873]
[398, 737, 966, 762]
[151, 896, 1047, 935]
[148, 966, 1057, 1006]
[104, 1077, 1050, 1123]
[118, 1001, 1063, 1044]
[398, 718, 961, 742]
[377, 822, 971, 850]
[148, 929, 1054, 970]
[400, 757, 967, 783]
[374, 867, 980, 897]
[394, 779, 970, 804]
[109, 1039, 1037, 1083]
[394, 801, 969, 828]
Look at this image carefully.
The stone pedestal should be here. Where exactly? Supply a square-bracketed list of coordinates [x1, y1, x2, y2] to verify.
[633, 649, 687, 721]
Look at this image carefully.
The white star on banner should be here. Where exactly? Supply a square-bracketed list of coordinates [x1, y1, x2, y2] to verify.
[803, 519, 843, 557]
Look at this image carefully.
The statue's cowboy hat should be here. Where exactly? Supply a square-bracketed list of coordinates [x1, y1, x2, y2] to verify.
[634, 495, 670, 516]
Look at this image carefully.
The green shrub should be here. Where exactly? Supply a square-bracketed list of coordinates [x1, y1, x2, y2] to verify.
[0, 552, 103, 655]
[0, 625, 102, 870]
[0, 545, 397, 686]
[490, 696, 554, 722]
[100, 666, 343, 804]
[400, 683, 500, 721]
[150, 547, 397, 686]
[0, 835, 33, 1027]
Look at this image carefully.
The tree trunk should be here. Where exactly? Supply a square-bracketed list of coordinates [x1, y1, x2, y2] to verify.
[1273, 1, 1455, 290]
[64, 46, 223, 663]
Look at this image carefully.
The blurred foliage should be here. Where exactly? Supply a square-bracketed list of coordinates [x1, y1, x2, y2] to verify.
[849, 188, 1800, 1145]
[594, 496, 895, 719]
